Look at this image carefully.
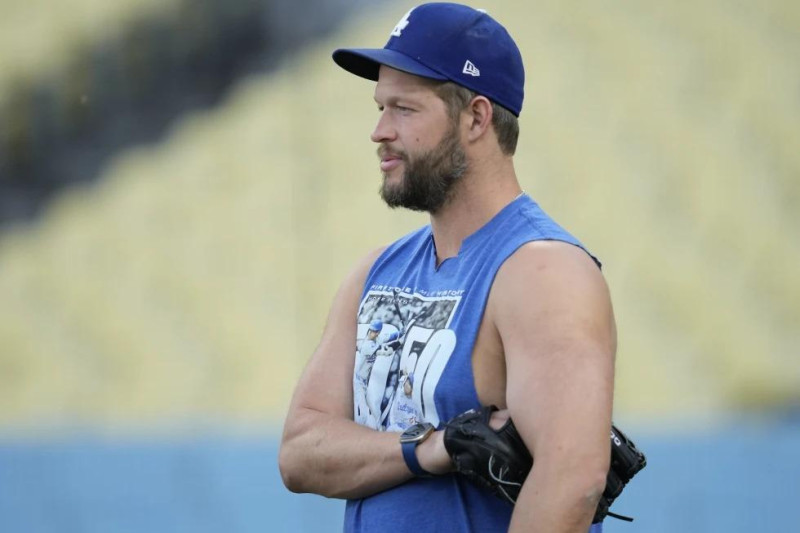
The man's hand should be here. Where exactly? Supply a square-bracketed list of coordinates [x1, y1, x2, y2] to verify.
[415, 429, 453, 475]
[443, 406, 532, 504]
[443, 406, 646, 523]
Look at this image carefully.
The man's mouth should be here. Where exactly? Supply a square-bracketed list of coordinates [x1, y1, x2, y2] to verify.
[378, 148, 404, 173]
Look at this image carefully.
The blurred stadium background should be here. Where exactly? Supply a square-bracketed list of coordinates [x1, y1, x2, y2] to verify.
[0, 0, 798, 531]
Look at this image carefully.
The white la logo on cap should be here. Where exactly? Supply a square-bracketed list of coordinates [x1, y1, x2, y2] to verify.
[391, 7, 414, 37]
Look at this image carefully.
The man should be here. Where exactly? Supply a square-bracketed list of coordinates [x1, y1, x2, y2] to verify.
[355, 319, 401, 427]
[386, 369, 423, 430]
[279, 3, 615, 532]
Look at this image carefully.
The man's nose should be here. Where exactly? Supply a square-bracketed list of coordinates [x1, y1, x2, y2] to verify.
[370, 111, 396, 144]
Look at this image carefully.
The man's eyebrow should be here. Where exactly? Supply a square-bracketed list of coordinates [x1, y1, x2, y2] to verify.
[373, 95, 395, 107]
[373, 95, 423, 107]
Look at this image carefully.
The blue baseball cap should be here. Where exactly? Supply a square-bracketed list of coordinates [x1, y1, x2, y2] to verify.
[332, 3, 525, 116]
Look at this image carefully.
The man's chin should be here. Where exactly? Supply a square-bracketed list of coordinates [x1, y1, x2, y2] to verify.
[381, 165, 404, 182]
[379, 179, 415, 210]
[379, 186, 403, 209]
[380, 172, 403, 194]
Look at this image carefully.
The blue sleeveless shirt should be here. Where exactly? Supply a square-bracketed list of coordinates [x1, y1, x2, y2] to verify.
[345, 194, 603, 533]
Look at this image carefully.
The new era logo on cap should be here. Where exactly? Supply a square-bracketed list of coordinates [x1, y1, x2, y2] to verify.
[462, 60, 480, 77]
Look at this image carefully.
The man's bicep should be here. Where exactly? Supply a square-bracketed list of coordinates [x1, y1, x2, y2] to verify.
[287, 247, 385, 420]
[493, 241, 615, 458]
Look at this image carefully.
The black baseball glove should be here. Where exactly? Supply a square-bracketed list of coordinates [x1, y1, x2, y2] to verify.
[443, 406, 646, 523]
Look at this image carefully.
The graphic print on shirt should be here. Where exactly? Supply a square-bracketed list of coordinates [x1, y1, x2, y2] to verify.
[354, 286, 462, 431]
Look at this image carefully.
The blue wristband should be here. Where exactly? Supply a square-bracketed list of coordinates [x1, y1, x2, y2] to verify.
[401, 440, 431, 477]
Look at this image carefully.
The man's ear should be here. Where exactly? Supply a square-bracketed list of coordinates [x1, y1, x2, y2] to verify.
[465, 95, 494, 143]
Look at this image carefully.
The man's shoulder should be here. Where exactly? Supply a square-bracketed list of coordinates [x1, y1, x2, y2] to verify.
[357, 224, 431, 266]
[388, 224, 432, 248]
[345, 225, 431, 298]
[491, 195, 601, 266]
[517, 238, 597, 260]
[491, 239, 609, 315]
[369, 224, 431, 264]
[504, 240, 602, 279]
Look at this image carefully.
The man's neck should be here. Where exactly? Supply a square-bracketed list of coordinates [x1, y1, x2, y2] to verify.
[429, 158, 522, 265]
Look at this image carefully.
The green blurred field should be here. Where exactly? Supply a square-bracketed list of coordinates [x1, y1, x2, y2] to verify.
[0, 0, 798, 432]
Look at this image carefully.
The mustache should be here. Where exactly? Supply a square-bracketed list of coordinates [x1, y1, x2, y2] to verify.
[377, 145, 406, 160]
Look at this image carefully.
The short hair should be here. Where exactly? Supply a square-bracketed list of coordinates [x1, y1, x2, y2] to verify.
[433, 81, 520, 156]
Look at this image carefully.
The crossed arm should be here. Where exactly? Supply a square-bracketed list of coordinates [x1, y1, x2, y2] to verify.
[278, 248, 451, 499]
[279, 240, 615, 533]
[494, 241, 616, 533]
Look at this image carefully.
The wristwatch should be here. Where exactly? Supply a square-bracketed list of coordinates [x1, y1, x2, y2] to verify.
[399, 422, 435, 477]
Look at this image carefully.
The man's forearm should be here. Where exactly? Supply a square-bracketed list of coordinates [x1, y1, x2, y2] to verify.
[279, 406, 413, 499]
[509, 463, 605, 533]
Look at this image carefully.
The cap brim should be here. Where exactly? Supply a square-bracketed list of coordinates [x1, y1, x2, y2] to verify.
[332, 48, 448, 82]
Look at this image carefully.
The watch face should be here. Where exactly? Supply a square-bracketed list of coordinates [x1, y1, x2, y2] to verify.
[400, 422, 434, 444]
